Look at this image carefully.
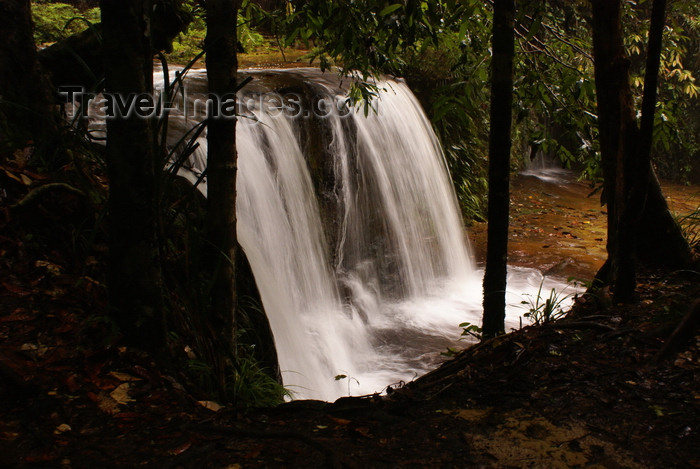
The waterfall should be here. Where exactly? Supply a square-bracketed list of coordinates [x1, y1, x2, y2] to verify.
[334, 82, 473, 296]
[232, 72, 478, 400]
[172, 69, 488, 400]
[83, 68, 576, 401]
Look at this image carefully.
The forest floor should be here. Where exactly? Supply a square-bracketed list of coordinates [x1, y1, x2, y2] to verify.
[1, 159, 699, 468]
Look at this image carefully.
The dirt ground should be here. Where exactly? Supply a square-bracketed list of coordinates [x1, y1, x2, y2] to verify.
[1, 162, 699, 468]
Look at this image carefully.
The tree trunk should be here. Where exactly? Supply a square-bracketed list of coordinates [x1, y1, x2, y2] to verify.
[628, 0, 690, 270]
[591, 0, 694, 300]
[38, 25, 104, 93]
[102, 0, 165, 350]
[482, 0, 515, 338]
[591, 0, 639, 300]
[614, 0, 667, 301]
[636, 171, 692, 267]
[38, 5, 189, 93]
[0, 0, 57, 152]
[205, 0, 241, 390]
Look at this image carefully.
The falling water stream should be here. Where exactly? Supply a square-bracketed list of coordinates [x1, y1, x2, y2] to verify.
[88, 68, 578, 401]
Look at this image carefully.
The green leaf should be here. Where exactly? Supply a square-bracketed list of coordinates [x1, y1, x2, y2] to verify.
[379, 4, 402, 17]
[525, 16, 543, 41]
[458, 19, 469, 39]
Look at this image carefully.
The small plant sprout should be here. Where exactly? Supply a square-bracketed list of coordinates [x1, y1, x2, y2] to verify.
[459, 322, 483, 340]
[521, 278, 572, 325]
[441, 322, 482, 356]
[334, 373, 360, 395]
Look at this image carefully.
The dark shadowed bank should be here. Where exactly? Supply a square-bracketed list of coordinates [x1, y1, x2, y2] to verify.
[1, 164, 698, 467]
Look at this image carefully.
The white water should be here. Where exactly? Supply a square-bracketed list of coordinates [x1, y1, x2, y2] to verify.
[521, 152, 572, 184]
[230, 73, 575, 400]
[85, 69, 578, 400]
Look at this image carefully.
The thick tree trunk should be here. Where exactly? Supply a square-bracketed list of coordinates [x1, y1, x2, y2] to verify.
[102, 0, 165, 350]
[591, 0, 694, 300]
[482, 0, 515, 338]
[636, 171, 692, 267]
[0, 0, 57, 152]
[205, 0, 241, 389]
[38, 7, 189, 93]
[38, 25, 104, 94]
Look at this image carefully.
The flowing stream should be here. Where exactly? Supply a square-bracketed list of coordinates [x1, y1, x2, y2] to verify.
[87, 68, 578, 401]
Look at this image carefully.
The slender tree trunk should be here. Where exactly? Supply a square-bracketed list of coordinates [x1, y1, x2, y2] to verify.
[614, 0, 667, 301]
[0, 0, 57, 152]
[629, 0, 690, 270]
[636, 0, 666, 193]
[482, 0, 515, 338]
[205, 0, 241, 389]
[591, 0, 640, 301]
[102, 0, 165, 350]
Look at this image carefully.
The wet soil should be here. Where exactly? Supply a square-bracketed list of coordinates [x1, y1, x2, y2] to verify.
[1, 163, 699, 468]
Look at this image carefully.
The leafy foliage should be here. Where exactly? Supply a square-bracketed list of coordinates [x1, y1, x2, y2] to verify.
[166, 0, 265, 64]
[677, 205, 700, 250]
[622, 0, 700, 181]
[458, 321, 483, 340]
[401, 21, 491, 220]
[268, 0, 699, 220]
[283, 1, 441, 76]
[521, 279, 571, 326]
[31, 2, 100, 44]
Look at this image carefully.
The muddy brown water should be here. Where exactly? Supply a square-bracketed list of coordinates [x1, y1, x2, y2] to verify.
[468, 168, 700, 282]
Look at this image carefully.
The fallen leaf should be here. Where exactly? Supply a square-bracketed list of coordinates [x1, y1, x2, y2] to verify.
[65, 374, 80, 392]
[197, 400, 222, 412]
[353, 427, 373, 438]
[54, 424, 72, 435]
[168, 441, 192, 456]
[94, 392, 120, 415]
[25, 450, 59, 463]
[109, 383, 134, 406]
[35, 260, 62, 276]
[1, 281, 32, 297]
[109, 371, 142, 382]
[0, 431, 19, 441]
[330, 417, 351, 425]
[113, 412, 143, 420]
[3, 170, 23, 184]
[0, 308, 32, 322]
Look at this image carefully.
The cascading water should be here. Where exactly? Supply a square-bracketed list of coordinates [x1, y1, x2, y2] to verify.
[86, 68, 577, 400]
